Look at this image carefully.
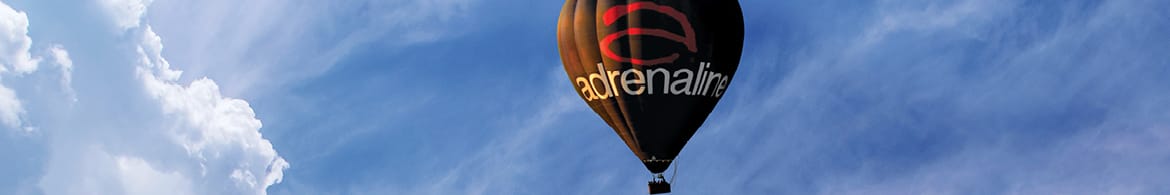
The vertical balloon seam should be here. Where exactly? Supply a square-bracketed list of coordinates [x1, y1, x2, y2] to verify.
[576, 0, 645, 160]
[620, 0, 655, 162]
[558, 0, 583, 101]
[603, 0, 648, 163]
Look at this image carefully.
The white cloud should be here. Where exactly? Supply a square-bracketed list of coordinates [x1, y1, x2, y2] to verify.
[47, 44, 75, 102]
[98, 0, 153, 31]
[29, 0, 289, 194]
[0, 1, 40, 74]
[0, 2, 81, 132]
[116, 156, 195, 195]
[0, 82, 24, 129]
[0, 0, 37, 131]
[133, 18, 287, 195]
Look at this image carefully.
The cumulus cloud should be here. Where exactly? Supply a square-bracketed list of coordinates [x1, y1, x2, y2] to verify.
[132, 18, 285, 195]
[0, 83, 23, 129]
[31, 0, 288, 194]
[136, 26, 288, 193]
[0, 2, 40, 74]
[0, 0, 37, 130]
[116, 156, 195, 195]
[98, 0, 153, 31]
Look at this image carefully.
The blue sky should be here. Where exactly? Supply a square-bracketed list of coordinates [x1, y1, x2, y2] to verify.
[1, 0, 1169, 194]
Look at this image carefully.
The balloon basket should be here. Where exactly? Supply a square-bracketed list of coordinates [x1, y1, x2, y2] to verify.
[648, 177, 671, 194]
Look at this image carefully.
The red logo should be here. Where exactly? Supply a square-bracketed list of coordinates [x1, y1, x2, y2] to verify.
[600, 2, 697, 66]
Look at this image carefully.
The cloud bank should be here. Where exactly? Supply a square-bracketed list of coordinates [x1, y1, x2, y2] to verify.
[0, 1, 37, 130]
[135, 25, 289, 194]
[0, 0, 287, 194]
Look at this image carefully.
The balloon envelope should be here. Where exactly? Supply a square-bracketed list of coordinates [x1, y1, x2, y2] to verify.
[557, 0, 744, 173]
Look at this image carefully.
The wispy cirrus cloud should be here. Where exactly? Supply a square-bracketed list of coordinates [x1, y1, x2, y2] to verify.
[143, 0, 479, 97]
[7, 0, 1165, 194]
[46, 44, 75, 102]
[680, 0, 1170, 194]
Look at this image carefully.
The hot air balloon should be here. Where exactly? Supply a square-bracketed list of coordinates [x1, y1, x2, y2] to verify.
[556, 0, 744, 194]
